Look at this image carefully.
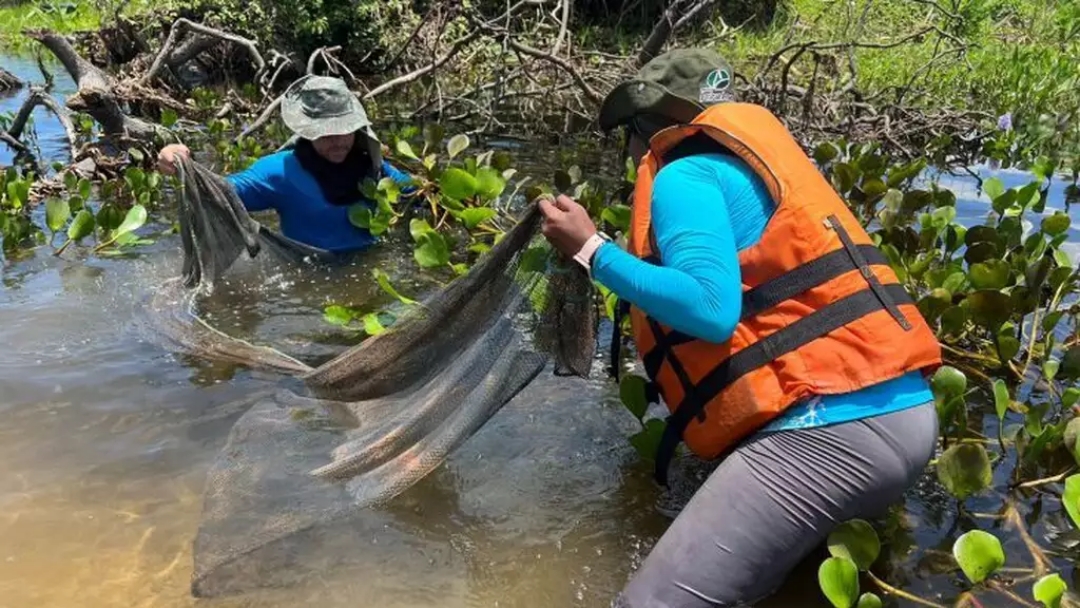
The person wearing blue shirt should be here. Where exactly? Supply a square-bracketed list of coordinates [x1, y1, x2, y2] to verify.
[158, 75, 412, 254]
[539, 49, 939, 608]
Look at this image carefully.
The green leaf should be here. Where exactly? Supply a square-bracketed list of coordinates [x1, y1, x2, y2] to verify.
[66, 209, 95, 241]
[1064, 475, 1080, 530]
[1063, 388, 1080, 410]
[1033, 573, 1067, 608]
[814, 142, 839, 164]
[931, 366, 968, 406]
[323, 305, 354, 327]
[983, 177, 1006, 203]
[619, 375, 650, 422]
[997, 334, 1021, 363]
[628, 419, 666, 462]
[601, 204, 632, 233]
[414, 232, 450, 268]
[361, 312, 387, 336]
[396, 139, 420, 161]
[377, 177, 401, 204]
[1062, 346, 1080, 381]
[1053, 247, 1073, 269]
[964, 242, 1000, 265]
[953, 530, 1005, 584]
[554, 169, 573, 192]
[349, 205, 372, 229]
[943, 272, 968, 295]
[936, 443, 992, 500]
[45, 198, 70, 233]
[160, 108, 178, 128]
[827, 520, 881, 571]
[440, 167, 479, 200]
[1042, 212, 1071, 236]
[446, 133, 470, 160]
[964, 225, 999, 247]
[992, 379, 1010, 422]
[372, 269, 417, 306]
[931, 205, 957, 230]
[832, 163, 858, 194]
[967, 290, 1013, 328]
[818, 557, 860, 608]
[1044, 360, 1060, 381]
[856, 593, 883, 608]
[969, 260, 1011, 290]
[459, 207, 497, 230]
[475, 166, 506, 201]
[409, 218, 435, 241]
[940, 306, 969, 336]
[113, 204, 147, 238]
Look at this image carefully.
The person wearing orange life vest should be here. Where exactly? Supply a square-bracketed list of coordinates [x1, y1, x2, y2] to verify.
[538, 48, 943, 607]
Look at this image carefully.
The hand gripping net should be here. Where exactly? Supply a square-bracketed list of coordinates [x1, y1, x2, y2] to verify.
[149, 156, 597, 597]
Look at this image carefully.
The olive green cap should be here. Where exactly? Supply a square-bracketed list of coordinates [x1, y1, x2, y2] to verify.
[280, 75, 380, 143]
[597, 48, 736, 131]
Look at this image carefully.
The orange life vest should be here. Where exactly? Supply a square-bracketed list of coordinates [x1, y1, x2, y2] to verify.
[626, 103, 942, 484]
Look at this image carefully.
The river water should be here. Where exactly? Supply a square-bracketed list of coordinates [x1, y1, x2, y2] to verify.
[3, 52, 1080, 608]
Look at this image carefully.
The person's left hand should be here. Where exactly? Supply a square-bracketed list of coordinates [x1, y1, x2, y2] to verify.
[538, 194, 597, 258]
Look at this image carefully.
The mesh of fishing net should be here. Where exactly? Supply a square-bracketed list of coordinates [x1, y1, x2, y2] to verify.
[149, 156, 598, 597]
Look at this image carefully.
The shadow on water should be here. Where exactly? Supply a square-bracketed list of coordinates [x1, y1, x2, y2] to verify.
[2, 51, 1080, 607]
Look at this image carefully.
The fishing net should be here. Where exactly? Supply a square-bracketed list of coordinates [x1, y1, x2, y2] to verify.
[147, 156, 598, 597]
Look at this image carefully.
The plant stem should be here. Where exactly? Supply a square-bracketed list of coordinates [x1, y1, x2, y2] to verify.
[1004, 501, 1052, 577]
[987, 579, 1037, 607]
[867, 571, 947, 608]
[1016, 467, 1074, 489]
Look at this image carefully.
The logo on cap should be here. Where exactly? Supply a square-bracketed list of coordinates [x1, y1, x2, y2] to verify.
[699, 68, 732, 104]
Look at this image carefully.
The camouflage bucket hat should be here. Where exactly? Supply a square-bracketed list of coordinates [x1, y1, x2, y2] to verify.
[597, 48, 737, 131]
[280, 75, 380, 143]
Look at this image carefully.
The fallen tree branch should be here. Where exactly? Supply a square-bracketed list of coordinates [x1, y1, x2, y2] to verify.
[142, 18, 267, 88]
[1, 66, 24, 92]
[25, 29, 169, 142]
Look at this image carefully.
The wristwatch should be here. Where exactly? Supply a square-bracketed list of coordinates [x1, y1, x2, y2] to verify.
[572, 232, 612, 278]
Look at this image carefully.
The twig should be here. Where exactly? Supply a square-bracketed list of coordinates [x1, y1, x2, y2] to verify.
[866, 571, 947, 608]
[550, 0, 571, 57]
[234, 95, 282, 142]
[142, 19, 266, 87]
[363, 31, 481, 100]
[1004, 501, 1052, 577]
[500, 37, 601, 103]
[1016, 468, 1074, 489]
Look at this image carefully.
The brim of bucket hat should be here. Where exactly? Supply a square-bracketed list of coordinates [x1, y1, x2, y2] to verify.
[281, 96, 381, 143]
[597, 79, 705, 132]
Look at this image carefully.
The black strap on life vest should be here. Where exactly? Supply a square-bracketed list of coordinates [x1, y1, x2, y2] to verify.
[645, 214, 916, 486]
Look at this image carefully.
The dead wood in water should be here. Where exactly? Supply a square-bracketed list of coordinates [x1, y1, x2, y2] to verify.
[0, 67, 22, 92]
[24, 29, 169, 142]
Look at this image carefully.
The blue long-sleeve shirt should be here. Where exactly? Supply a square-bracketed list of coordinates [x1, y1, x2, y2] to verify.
[225, 150, 412, 253]
[593, 153, 933, 432]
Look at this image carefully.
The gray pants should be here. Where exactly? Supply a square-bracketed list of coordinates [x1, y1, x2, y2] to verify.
[616, 401, 938, 608]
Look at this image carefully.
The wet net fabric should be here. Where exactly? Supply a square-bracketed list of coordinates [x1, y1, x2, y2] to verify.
[154, 156, 597, 596]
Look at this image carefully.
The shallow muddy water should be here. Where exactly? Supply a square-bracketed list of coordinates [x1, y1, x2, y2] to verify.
[3, 51, 1080, 608]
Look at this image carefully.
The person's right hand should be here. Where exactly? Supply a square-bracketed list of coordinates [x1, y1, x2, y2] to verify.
[157, 143, 191, 176]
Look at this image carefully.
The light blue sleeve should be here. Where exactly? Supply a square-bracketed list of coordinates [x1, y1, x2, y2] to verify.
[225, 155, 282, 212]
[591, 156, 744, 343]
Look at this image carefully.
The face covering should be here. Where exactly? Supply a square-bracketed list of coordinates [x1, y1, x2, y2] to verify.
[293, 133, 379, 206]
